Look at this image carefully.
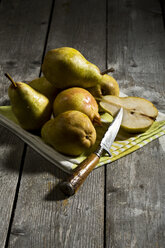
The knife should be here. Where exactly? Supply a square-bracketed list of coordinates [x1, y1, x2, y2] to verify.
[60, 107, 123, 196]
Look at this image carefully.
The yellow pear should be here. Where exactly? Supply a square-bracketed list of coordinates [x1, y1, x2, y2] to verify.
[42, 47, 102, 89]
[28, 76, 59, 102]
[53, 87, 101, 124]
[6, 73, 52, 130]
[88, 74, 119, 98]
[41, 110, 96, 156]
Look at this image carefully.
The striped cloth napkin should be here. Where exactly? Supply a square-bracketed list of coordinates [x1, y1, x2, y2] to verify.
[0, 105, 164, 174]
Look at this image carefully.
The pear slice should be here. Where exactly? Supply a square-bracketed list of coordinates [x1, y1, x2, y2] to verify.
[100, 95, 158, 133]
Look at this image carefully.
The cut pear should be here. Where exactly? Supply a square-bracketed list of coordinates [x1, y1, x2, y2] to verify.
[100, 95, 158, 133]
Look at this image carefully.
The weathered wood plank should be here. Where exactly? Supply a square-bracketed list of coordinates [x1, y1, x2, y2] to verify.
[46, 0, 107, 70]
[0, 129, 25, 248]
[106, 0, 165, 247]
[0, 0, 53, 247]
[8, 0, 106, 247]
[8, 148, 104, 248]
[107, 0, 165, 111]
[106, 139, 165, 247]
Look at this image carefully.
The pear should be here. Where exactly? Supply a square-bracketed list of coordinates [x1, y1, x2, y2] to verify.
[41, 110, 96, 156]
[53, 87, 101, 124]
[6, 73, 52, 130]
[100, 95, 158, 133]
[42, 47, 102, 89]
[88, 74, 119, 98]
[28, 76, 59, 102]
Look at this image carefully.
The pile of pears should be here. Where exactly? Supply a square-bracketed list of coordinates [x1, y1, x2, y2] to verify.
[7, 47, 158, 156]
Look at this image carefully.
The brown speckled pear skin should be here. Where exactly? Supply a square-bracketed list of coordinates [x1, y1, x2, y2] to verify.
[8, 82, 52, 130]
[41, 110, 96, 156]
[42, 47, 102, 89]
[100, 95, 158, 133]
[53, 87, 101, 124]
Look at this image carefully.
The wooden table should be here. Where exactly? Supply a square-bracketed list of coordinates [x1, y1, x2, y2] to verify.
[0, 0, 165, 247]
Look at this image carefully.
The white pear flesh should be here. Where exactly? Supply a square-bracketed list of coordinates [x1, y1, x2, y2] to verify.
[100, 95, 158, 133]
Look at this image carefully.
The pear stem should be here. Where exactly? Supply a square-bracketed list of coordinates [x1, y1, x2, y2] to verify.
[101, 67, 115, 75]
[5, 73, 17, 88]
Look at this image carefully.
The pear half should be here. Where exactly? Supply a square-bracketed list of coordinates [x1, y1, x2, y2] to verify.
[100, 95, 158, 133]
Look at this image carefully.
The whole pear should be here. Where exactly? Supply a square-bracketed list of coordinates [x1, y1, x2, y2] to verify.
[88, 74, 119, 98]
[53, 87, 101, 124]
[41, 110, 96, 156]
[28, 76, 59, 102]
[6, 74, 52, 130]
[42, 47, 102, 89]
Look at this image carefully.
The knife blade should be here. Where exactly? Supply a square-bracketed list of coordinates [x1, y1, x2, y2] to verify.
[60, 108, 123, 196]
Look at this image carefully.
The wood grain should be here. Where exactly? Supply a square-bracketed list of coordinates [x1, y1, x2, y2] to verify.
[0, 128, 24, 248]
[106, 0, 165, 247]
[7, 0, 106, 247]
[0, 0, 164, 247]
[8, 148, 104, 248]
[107, 0, 165, 112]
[45, 0, 106, 70]
[0, 0, 53, 247]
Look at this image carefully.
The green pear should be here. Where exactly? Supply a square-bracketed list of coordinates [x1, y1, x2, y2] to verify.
[88, 74, 120, 98]
[6, 73, 52, 130]
[100, 95, 158, 133]
[41, 110, 97, 156]
[28, 76, 59, 102]
[42, 47, 102, 89]
[53, 87, 101, 124]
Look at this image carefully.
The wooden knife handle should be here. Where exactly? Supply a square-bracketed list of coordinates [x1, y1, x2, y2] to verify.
[60, 153, 100, 196]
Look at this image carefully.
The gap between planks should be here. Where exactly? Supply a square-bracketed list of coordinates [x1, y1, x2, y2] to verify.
[39, 0, 56, 77]
[103, 0, 109, 247]
[4, 144, 27, 248]
[3, 1, 56, 246]
[159, 0, 165, 28]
